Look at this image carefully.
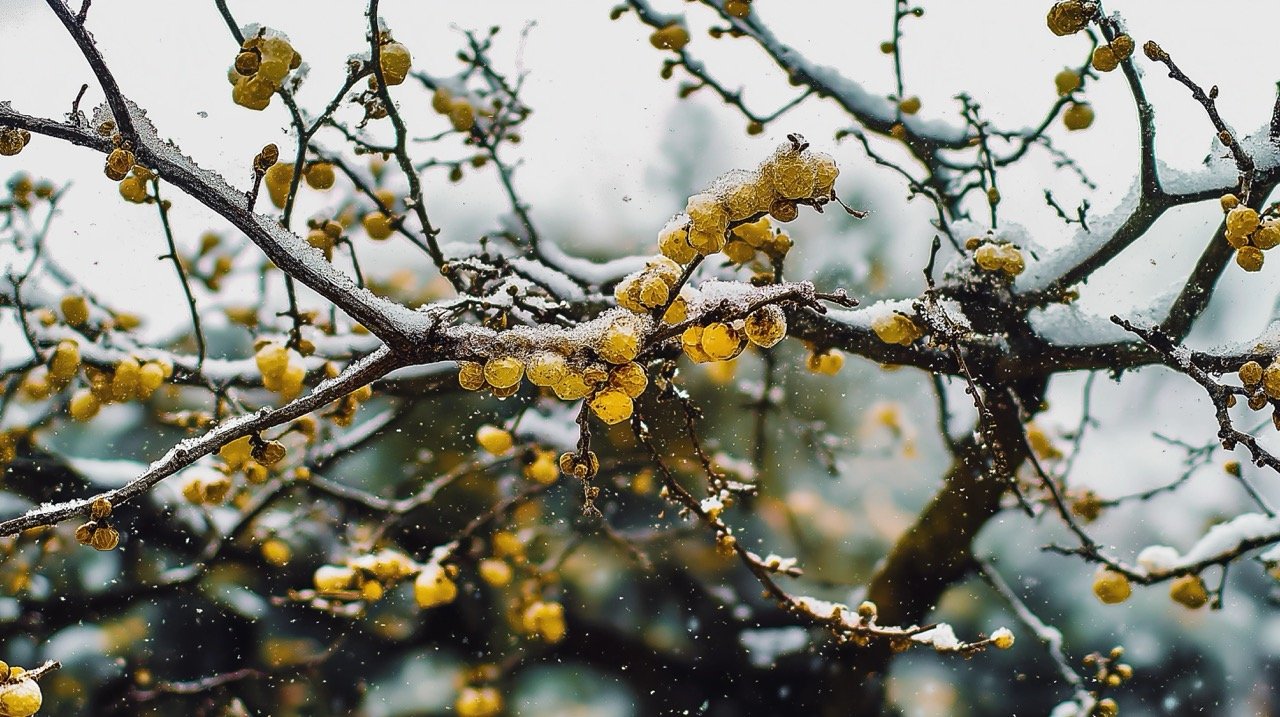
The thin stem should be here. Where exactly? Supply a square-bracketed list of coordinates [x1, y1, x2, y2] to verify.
[151, 180, 206, 369]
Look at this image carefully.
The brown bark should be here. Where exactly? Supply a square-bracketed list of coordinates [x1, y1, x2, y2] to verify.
[819, 387, 1034, 716]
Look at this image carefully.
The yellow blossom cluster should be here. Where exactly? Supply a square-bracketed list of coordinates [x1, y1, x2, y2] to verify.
[967, 237, 1026, 277]
[229, 31, 301, 110]
[455, 685, 503, 717]
[217, 435, 277, 487]
[721, 217, 792, 266]
[117, 165, 154, 204]
[680, 303, 789, 364]
[0, 663, 42, 717]
[1091, 34, 1134, 73]
[3, 174, 54, 211]
[870, 311, 924, 347]
[1231, 357, 1280, 419]
[456, 310, 651, 425]
[67, 354, 172, 422]
[180, 468, 233, 506]
[658, 136, 838, 265]
[312, 547, 421, 604]
[615, 255, 685, 315]
[254, 341, 307, 400]
[1221, 196, 1280, 272]
[431, 87, 477, 132]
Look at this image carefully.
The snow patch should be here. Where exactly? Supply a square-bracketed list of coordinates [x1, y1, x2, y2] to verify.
[1138, 513, 1280, 574]
[911, 623, 960, 650]
[738, 627, 809, 668]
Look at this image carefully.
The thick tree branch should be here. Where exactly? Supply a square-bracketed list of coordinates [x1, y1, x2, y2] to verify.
[44, 0, 135, 139]
[0, 104, 431, 351]
[0, 346, 403, 536]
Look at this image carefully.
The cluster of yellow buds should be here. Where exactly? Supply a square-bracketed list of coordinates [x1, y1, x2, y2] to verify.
[870, 311, 924, 347]
[520, 599, 567, 643]
[1084, 646, 1133, 697]
[721, 217, 792, 266]
[1045, 1, 1096, 36]
[0, 661, 44, 717]
[229, 31, 301, 111]
[72, 520, 119, 551]
[481, 530, 526, 589]
[17, 347, 68, 404]
[217, 435, 274, 485]
[558, 450, 600, 480]
[254, 341, 307, 400]
[456, 310, 651, 425]
[680, 302, 790, 364]
[649, 22, 690, 51]
[312, 547, 419, 604]
[329, 380, 373, 428]
[454, 141, 843, 419]
[1091, 34, 1134, 73]
[967, 236, 1026, 277]
[431, 87, 476, 132]
[476, 425, 565, 481]
[615, 255, 685, 316]
[117, 165, 154, 204]
[1222, 195, 1280, 272]
[805, 347, 845, 375]
[679, 323, 736, 362]
[659, 136, 838, 266]
[455, 685, 503, 717]
[73, 498, 121, 552]
[1232, 358, 1280, 417]
[179, 468, 233, 506]
[3, 174, 55, 211]
[262, 162, 337, 210]
[68, 355, 172, 422]
[305, 218, 346, 260]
